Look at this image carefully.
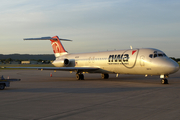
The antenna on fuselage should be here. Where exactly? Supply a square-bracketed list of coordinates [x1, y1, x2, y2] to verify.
[130, 46, 133, 49]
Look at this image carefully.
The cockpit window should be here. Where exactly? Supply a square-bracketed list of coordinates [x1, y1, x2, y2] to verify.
[154, 54, 158, 58]
[149, 54, 153, 58]
[150, 51, 167, 58]
[163, 54, 167, 57]
[158, 54, 163, 57]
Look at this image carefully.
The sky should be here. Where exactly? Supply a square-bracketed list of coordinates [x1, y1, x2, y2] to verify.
[0, 0, 180, 57]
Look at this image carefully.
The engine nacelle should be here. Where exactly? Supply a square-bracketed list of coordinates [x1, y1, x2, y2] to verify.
[64, 59, 69, 66]
[52, 58, 70, 67]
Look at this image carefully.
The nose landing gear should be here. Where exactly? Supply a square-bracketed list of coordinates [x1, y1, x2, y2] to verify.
[161, 79, 168, 84]
[160, 75, 169, 84]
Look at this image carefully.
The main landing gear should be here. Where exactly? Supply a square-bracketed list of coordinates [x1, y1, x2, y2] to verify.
[76, 73, 84, 80]
[101, 74, 109, 79]
[76, 73, 110, 80]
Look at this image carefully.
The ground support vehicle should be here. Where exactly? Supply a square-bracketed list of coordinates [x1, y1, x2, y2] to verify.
[0, 76, 20, 90]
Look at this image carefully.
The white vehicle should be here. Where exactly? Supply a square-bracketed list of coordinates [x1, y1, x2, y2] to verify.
[16, 36, 180, 84]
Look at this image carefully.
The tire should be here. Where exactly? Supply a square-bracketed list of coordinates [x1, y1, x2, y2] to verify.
[76, 74, 84, 80]
[0, 84, 5, 90]
[161, 79, 165, 84]
[164, 79, 168, 84]
[101, 74, 109, 79]
[76, 74, 80, 80]
[161, 79, 168, 84]
[80, 74, 84, 80]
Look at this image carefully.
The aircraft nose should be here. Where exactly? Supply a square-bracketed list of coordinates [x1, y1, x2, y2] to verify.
[166, 60, 179, 74]
[155, 58, 179, 75]
[174, 62, 180, 72]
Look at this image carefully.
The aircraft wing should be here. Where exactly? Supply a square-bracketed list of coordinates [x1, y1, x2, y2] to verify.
[38, 67, 100, 72]
[2, 67, 100, 72]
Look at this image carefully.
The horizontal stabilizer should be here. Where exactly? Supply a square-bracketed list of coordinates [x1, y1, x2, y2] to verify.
[24, 37, 72, 41]
[23, 35, 71, 58]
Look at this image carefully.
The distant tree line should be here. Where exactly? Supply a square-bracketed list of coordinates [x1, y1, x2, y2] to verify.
[170, 57, 180, 62]
[0, 58, 51, 64]
[0, 54, 55, 60]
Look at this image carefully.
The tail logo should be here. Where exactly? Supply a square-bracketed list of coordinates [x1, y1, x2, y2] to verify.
[51, 41, 61, 53]
[132, 50, 137, 55]
[23, 35, 68, 57]
[50, 36, 66, 54]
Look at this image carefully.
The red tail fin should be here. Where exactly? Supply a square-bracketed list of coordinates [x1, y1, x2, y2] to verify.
[50, 36, 68, 57]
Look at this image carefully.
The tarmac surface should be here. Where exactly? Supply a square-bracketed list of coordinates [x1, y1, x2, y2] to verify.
[0, 69, 180, 120]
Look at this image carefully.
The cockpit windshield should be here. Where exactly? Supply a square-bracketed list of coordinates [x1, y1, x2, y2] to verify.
[149, 51, 167, 58]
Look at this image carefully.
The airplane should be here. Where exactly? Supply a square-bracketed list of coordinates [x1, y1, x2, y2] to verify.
[8, 36, 180, 84]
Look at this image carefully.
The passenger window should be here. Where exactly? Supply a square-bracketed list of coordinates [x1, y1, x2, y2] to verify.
[149, 54, 153, 58]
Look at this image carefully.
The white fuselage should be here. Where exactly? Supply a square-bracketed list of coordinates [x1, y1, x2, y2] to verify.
[52, 48, 179, 76]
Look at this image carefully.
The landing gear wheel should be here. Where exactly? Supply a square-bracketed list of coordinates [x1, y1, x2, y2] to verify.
[76, 74, 84, 80]
[101, 74, 109, 79]
[161, 79, 168, 84]
[76, 74, 80, 80]
[80, 74, 84, 80]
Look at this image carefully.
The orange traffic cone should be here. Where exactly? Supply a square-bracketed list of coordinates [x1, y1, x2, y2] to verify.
[50, 73, 52, 77]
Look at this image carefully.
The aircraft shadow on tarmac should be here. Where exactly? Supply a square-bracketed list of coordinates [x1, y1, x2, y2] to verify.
[3, 87, 156, 93]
